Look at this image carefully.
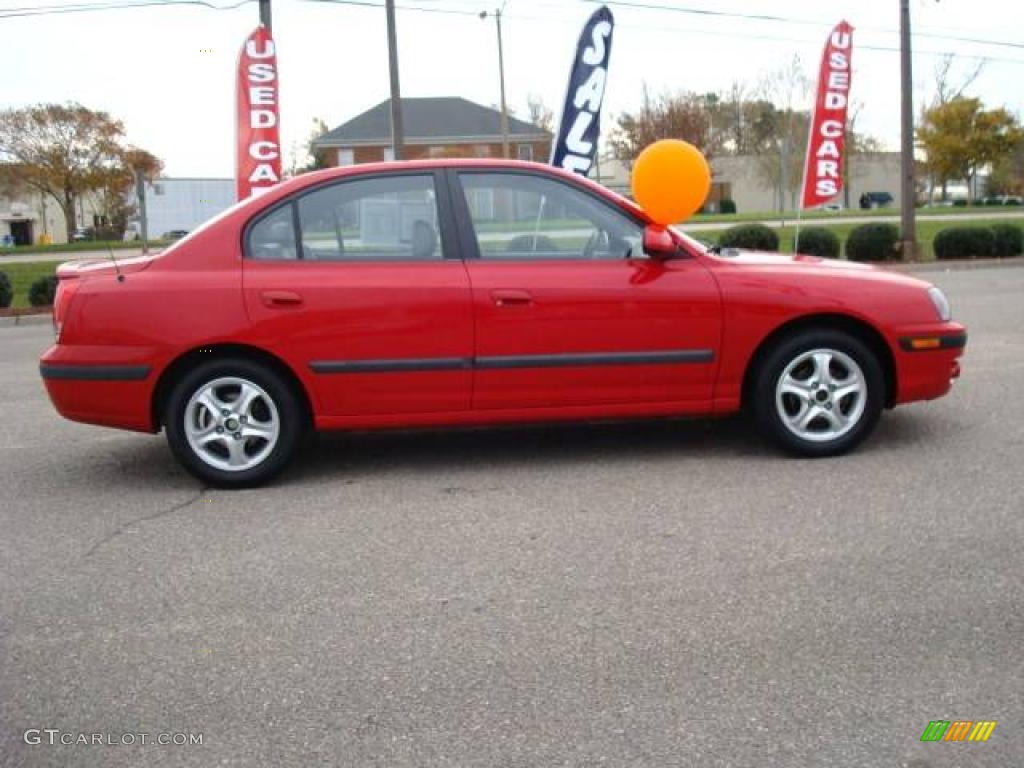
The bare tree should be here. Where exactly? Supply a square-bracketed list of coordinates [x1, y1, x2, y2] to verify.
[753, 56, 812, 210]
[608, 85, 711, 167]
[526, 95, 554, 133]
[932, 54, 985, 106]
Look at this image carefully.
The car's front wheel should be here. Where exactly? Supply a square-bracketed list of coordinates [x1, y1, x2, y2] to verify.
[753, 329, 884, 457]
[164, 359, 304, 487]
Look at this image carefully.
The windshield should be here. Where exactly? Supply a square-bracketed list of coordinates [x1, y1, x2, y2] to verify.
[669, 226, 714, 254]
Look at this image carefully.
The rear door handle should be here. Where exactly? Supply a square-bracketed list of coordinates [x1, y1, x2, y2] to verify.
[491, 289, 533, 307]
[260, 290, 303, 308]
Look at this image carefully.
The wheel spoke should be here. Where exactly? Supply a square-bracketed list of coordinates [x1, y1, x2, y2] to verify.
[798, 405, 822, 430]
[236, 383, 261, 417]
[225, 438, 249, 467]
[833, 382, 861, 403]
[195, 390, 222, 419]
[188, 423, 222, 446]
[241, 421, 274, 441]
[812, 352, 833, 387]
[785, 399, 811, 427]
[780, 374, 812, 398]
[822, 407, 847, 431]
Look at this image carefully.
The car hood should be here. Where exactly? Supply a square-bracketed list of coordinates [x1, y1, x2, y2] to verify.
[710, 248, 928, 287]
[716, 249, 873, 270]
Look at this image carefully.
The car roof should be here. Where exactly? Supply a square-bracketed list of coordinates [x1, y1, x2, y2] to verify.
[279, 158, 648, 220]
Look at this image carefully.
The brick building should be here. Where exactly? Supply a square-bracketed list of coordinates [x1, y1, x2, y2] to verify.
[312, 97, 551, 167]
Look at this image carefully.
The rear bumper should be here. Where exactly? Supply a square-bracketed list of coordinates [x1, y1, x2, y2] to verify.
[39, 345, 158, 432]
[891, 322, 967, 405]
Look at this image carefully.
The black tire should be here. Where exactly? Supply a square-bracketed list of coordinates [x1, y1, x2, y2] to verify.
[164, 358, 305, 487]
[752, 329, 884, 457]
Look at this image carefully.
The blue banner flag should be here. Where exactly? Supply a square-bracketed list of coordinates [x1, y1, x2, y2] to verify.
[550, 5, 614, 176]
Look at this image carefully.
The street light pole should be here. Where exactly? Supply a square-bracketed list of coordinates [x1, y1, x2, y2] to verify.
[134, 168, 149, 256]
[481, 7, 510, 158]
[259, 0, 271, 31]
[898, 0, 917, 260]
[385, 0, 405, 160]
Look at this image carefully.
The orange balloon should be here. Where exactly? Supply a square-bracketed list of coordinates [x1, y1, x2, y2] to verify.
[630, 139, 711, 225]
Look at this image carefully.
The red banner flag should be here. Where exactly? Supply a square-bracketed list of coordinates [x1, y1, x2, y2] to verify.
[236, 26, 281, 200]
[800, 20, 854, 209]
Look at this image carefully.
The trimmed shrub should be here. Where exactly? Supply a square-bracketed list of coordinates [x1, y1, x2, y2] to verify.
[28, 275, 58, 307]
[795, 227, 841, 258]
[0, 271, 11, 309]
[719, 198, 737, 214]
[991, 223, 1023, 257]
[845, 223, 899, 262]
[718, 223, 779, 252]
[933, 226, 995, 260]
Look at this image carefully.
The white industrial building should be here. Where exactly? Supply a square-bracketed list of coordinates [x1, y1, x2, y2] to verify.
[128, 178, 235, 239]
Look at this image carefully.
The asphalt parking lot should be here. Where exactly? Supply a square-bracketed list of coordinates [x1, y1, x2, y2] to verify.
[1, 265, 1022, 767]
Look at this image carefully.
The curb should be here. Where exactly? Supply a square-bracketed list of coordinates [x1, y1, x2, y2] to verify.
[0, 312, 52, 328]
[886, 257, 1023, 273]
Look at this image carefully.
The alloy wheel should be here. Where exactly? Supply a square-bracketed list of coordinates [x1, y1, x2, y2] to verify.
[183, 376, 280, 472]
[774, 348, 867, 443]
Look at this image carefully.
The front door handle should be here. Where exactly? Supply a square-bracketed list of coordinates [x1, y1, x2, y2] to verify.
[260, 290, 304, 308]
[491, 289, 533, 307]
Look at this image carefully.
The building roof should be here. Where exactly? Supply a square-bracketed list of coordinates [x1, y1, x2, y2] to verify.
[312, 97, 551, 148]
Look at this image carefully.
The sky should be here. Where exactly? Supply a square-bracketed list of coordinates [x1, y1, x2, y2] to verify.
[2, 0, 1021, 178]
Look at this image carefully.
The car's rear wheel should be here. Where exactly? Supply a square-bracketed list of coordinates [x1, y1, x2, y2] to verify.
[752, 329, 884, 457]
[164, 359, 304, 487]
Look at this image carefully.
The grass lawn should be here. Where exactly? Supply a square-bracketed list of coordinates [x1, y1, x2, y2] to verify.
[0, 261, 59, 309]
[0, 239, 170, 257]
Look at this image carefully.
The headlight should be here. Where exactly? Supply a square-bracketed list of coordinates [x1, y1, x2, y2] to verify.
[927, 286, 951, 322]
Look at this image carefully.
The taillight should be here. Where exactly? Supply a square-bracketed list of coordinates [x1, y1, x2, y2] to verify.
[52, 277, 80, 344]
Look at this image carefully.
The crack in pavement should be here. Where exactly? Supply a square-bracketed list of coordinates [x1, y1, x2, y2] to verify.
[81, 486, 207, 561]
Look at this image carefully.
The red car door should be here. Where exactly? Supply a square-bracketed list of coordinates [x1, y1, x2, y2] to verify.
[242, 171, 473, 419]
[449, 169, 722, 410]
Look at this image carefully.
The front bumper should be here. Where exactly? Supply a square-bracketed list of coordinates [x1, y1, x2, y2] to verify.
[891, 322, 967, 404]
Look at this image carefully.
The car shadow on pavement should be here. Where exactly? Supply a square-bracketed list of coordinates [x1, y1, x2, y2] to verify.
[287, 415, 767, 484]
[96, 409, 946, 490]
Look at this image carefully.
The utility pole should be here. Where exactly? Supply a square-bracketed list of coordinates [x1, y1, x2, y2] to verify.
[898, 0, 917, 260]
[259, 0, 271, 31]
[779, 136, 790, 214]
[385, 0, 404, 160]
[135, 169, 149, 255]
[481, 7, 510, 158]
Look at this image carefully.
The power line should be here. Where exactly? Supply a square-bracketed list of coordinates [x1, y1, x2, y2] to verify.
[0, 0, 481, 17]
[300, 0, 478, 15]
[5, 0, 1024, 66]
[586, 0, 1024, 52]
[0, 0, 252, 18]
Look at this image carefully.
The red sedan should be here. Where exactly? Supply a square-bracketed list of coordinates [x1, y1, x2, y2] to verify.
[40, 160, 965, 486]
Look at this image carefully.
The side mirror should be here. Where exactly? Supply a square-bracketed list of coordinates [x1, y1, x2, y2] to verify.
[642, 225, 679, 260]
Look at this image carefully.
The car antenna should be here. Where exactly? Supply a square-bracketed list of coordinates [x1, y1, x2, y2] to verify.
[107, 241, 125, 283]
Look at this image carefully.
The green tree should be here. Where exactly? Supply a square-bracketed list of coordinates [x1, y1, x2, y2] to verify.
[987, 145, 1024, 196]
[918, 97, 1024, 201]
[0, 103, 158, 241]
[291, 117, 331, 176]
